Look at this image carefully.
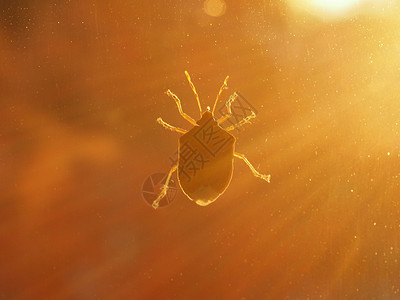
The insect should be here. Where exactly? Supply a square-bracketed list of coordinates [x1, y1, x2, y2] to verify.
[153, 71, 271, 209]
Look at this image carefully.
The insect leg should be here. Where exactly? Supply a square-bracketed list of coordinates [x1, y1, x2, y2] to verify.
[225, 111, 257, 131]
[234, 152, 271, 182]
[152, 164, 178, 209]
[212, 75, 230, 117]
[217, 92, 239, 125]
[184, 71, 202, 117]
[157, 117, 187, 134]
[166, 89, 198, 126]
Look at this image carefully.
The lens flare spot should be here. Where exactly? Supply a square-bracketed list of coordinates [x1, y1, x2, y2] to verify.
[204, 0, 227, 17]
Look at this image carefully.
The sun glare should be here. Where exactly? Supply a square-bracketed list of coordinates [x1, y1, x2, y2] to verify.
[288, 0, 369, 19]
[312, 0, 360, 12]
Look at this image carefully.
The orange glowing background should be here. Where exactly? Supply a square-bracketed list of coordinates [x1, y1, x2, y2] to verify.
[1, 0, 400, 298]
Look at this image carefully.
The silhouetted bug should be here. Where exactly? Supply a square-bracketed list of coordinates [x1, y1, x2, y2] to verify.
[153, 71, 270, 209]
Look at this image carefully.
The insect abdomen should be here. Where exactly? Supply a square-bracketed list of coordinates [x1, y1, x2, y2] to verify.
[177, 112, 235, 206]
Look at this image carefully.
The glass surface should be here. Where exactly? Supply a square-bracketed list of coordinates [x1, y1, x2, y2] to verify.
[2, 1, 400, 298]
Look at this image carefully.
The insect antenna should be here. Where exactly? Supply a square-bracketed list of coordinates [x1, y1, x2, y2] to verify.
[212, 75, 229, 117]
[184, 71, 202, 117]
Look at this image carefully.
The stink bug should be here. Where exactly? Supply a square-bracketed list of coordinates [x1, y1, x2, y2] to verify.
[153, 71, 271, 209]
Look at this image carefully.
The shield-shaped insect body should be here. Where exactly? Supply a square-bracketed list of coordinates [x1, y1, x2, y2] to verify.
[178, 110, 235, 206]
[152, 71, 270, 209]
